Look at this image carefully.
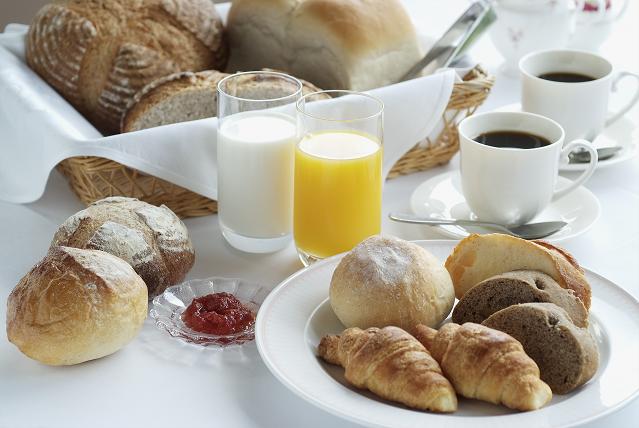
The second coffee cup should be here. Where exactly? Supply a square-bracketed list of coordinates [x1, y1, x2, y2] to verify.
[520, 49, 639, 142]
[459, 111, 598, 226]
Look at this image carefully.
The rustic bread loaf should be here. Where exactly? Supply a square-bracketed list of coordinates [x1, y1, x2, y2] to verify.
[483, 303, 599, 394]
[330, 236, 455, 331]
[6, 246, 148, 365]
[445, 234, 592, 309]
[122, 70, 330, 132]
[26, 0, 227, 134]
[452, 270, 589, 327]
[227, 0, 423, 91]
[50, 197, 194, 297]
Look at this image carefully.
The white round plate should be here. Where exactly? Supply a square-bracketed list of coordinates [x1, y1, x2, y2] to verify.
[256, 241, 639, 428]
[409, 171, 600, 241]
[497, 103, 638, 171]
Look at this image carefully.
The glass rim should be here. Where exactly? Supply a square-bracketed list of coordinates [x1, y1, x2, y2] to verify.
[296, 90, 384, 123]
[217, 71, 303, 103]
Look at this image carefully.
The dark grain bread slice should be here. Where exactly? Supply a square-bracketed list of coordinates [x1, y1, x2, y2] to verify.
[122, 69, 331, 132]
[452, 270, 588, 327]
[483, 303, 599, 394]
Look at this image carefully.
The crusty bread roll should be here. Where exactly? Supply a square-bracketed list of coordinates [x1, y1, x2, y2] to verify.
[122, 69, 330, 132]
[26, 0, 227, 134]
[483, 303, 599, 394]
[330, 236, 455, 331]
[6, 246, 148, 366]
[227, 0, 423, 91]
[50, 197, 194, 297]
[445, 234, 592, 309]
[452, 270, 589, 327]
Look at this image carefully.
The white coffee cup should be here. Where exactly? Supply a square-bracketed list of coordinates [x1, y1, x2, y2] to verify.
[458, 111, 598, 226]
[520, 49, 639, 141]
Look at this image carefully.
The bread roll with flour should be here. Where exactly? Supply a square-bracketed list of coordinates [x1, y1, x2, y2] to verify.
[330, 236, 455, 331]
[6, 247, 148, 366]
[51, 197, 194, 298]
[227, 0, 423, 91]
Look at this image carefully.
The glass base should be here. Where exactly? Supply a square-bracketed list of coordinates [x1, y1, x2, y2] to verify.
[221, 225, 290, 254]
[296, 247, 324, 267]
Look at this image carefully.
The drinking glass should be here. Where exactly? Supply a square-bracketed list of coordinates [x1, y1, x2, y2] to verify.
[217, 71, 302, 253]
[294, 91, 384, 266]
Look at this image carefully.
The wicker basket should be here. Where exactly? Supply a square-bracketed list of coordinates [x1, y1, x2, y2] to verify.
[58, 66, 494, 218]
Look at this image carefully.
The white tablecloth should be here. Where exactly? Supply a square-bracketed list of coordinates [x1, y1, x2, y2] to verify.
[1, 1, 638, 427]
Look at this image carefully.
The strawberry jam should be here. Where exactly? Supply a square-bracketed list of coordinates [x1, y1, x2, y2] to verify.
[182, 292, 255, 335]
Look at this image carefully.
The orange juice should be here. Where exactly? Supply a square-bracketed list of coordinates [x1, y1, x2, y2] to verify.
[294, 130, 382, 259]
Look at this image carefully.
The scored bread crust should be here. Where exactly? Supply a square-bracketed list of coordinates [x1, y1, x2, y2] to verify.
[50, 197, 195, 297]
[227, 0, 423, 90]
[445, 234, 592, 309]
[6, 246, 148, 366]
[26, 0, 227, 134]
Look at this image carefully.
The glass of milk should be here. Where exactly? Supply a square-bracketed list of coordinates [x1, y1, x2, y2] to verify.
[217, 71, 302, 253]
[294, 91, 384, 266]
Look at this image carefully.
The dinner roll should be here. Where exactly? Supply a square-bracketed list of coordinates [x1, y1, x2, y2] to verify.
[6, 246, 148, 366]
[330, 236, 455, 331]
[50, 197, 195, 298]
[227, 0, 423, 91]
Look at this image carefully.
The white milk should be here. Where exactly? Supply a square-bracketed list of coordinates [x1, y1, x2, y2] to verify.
[217, 111, 298, 245]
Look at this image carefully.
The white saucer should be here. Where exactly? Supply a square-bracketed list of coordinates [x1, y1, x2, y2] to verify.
[497, 103, 638, 171]
[410, 171, 600, 242]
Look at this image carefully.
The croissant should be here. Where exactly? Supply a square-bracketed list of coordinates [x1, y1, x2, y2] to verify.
[413, 322, 552, 411]
[318, 326, 457, 413]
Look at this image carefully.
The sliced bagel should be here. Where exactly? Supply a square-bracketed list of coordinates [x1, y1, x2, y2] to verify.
[445, 234, 591, 309]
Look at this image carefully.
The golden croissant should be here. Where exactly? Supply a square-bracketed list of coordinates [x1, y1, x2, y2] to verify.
[318, 326, 457, 413]
[413, 322, 552, 411]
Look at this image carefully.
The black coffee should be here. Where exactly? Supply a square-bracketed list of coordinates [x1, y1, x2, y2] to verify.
[538, 72, 596, 83]
[474, 131, 551, 149]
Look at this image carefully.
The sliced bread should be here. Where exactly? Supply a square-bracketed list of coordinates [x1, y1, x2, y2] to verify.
[122, 69, 330, 132]
[452, 270, 588, 327]
[483, 302, 599, 394]
[445, 234, 591, 309]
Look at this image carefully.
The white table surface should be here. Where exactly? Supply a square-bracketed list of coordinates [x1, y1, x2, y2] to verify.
[1, 1, 638, 427]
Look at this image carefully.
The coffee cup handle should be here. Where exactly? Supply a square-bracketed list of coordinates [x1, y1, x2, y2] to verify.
[552, 140, 598, 202]
[605, 71, 639, 127]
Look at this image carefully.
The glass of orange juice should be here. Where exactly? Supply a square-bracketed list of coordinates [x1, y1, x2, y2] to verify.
[294, 91, 384, 265]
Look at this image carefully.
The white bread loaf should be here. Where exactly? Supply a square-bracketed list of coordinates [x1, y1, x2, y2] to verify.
[227, 0, 423, 91]
[121, 69, 330, 132]
[330, 236, 455, 331]
[50, 197, 194, 298]
[26, 0, 227, 134]
[6, 246, 148, 366]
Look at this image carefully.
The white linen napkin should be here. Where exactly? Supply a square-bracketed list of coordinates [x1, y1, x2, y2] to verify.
[0, 27, 455, 203]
